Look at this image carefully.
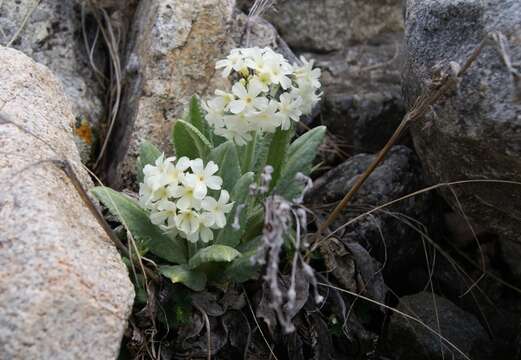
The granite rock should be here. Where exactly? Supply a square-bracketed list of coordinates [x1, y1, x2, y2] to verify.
[386, 292, 489, 359]
[0, 46, 134, 360]
[308, 145, 435, 286]
[403, 0, 521, 278]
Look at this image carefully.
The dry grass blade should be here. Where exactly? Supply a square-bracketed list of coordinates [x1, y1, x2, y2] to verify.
[244, 0, 276, 47]
[317, 282, 472, 360]
[194, 304, 212, 360]
[248, 0, 276, 18]
[0, 0, 7, 40]
[309, 35, 489, 252]
[311, 179, 521, 254]
[5, 0, 41, 47]
[243, 287, 279, 360]
[81, 3, 108, 85]
[80, 163, 158, 286]
[83, 0, 123, 170]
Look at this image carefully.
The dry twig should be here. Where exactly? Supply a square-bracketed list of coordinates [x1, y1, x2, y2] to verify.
[308, 35, 490, 254]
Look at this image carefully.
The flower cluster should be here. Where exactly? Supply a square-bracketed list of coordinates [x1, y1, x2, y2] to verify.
[203, 47, 322, 145]
[139, 155, 233, 243]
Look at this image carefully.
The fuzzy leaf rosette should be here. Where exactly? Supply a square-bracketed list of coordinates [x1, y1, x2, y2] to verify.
[139, 155, 233, 243]
[203, 47, 322, 145]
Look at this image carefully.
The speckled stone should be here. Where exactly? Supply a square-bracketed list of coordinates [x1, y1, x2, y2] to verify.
[0, 46, 134, 360]
[0, 0, 107, 162]
[238, 0, 404, 52]
[403, 0, 521, 278]
[386, 292, 489, 360]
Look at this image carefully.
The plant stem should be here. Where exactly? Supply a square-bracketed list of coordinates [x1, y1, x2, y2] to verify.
[242, 131, 257, 173]
[266, 126, 293, 190]
[188, 242, 199, 260]
[311, 117, 410, 249]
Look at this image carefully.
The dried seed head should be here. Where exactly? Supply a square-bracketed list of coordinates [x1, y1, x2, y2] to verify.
[253, 175, 323, 333]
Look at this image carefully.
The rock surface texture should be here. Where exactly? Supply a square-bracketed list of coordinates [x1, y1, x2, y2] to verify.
[403, 0, 521, 278]
[103, 0, 294, 190]
[308, 146, 435, 285]
[238, 0, 404, 52]
[0, 0, 107, 161]
[0, 46, 134, 360]
[386, 292, 489, 360]
[310, 32, 405, 155]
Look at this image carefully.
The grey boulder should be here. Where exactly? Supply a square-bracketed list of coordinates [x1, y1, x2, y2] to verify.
[0, 0, 107, 162]
[310, 32, 405, 156]
[238, 0, 404, 52]
[308, 145, 435, 284]
[403, 0, 521, 278]
[0, 46, 134, 360]
[385, 292, 489, 360]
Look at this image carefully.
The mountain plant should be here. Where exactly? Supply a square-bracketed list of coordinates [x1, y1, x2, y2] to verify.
[91, 47, 325, 296]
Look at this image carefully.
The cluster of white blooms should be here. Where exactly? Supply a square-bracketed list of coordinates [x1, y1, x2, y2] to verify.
[203, 47, 322, 145]
[139, 155, 234, 243]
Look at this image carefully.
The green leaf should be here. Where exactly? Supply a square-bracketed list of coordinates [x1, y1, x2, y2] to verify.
[208, 141, 241, 192]
[183, 96, 212, 143]
[265, 127, 294, 189]
[136, 141, 161, 183]
[225, 237, 262, 283]
[188, 245, 241, 269]
[160, 265, 207, 291]
[90, 187, 187, 264]
[224, 250, 260, 283]
[251, 132, 274, 175]
[172, 119, 212, 160]
[215, 172, 255, 247]
[275, 126, 326, 199]
[212, 134, 228, 147]
[240, 132, 257, 173]
[241, 207, 264, 242]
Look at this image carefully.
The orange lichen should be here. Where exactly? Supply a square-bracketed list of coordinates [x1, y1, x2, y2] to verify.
[75, 119, 93, 145]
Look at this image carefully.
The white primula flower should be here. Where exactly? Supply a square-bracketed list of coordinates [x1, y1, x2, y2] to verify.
[149, 199, 177, 228]
[295, 56, 322, 89]
[142, 153, 169, 190]
[180, 211, 214, 243]
[183, 159, 222, 200]
[171, 182, 201, 210]
[199, 212, 216, 243]
[157, 156, 190, 187]
[205, 47, 321, 143]
[140, 155, 229, 243]
[214, 123, 252, 146]
[294, 84, 321, 115]
[229, 82, 268, 114]
[139, 183, 177, 209]
[215, 48, 246, 77]
[249, 74, 271, 93]
[202, 190, 234, 228]
[139, 182, 155, 208]
[269, 62, 293, 90]
[215, 90, 235, 107]
[245, 47, 269, 72]
[276, 93, 303, 130]
[175, 210, 201, 238]
[203, 97, 226, 128]
[254, 101, 281, 132]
